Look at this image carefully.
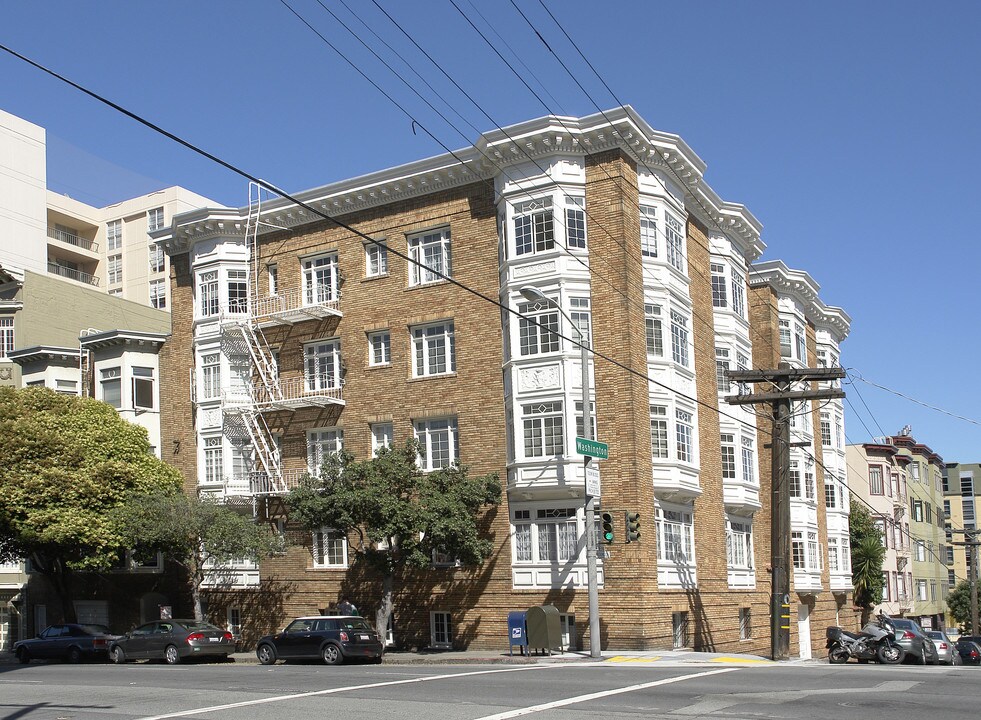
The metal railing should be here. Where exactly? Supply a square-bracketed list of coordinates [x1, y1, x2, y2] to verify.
[223, 375, 343, 410]
[253, 287, 341, 324]
[47, 262, 99, 286]
[48, 226, 98, 252]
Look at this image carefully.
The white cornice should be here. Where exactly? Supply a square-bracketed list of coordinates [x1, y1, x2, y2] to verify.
[164, 106, 763, 259]
[750, 260, 850, 339]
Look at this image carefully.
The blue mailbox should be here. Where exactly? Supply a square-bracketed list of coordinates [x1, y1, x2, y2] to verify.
[507, 611, 528, 655]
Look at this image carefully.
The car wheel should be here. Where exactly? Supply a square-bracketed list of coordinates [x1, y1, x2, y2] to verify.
[67, 646, 83, 664]
[321, 643, 343, 666]
[164, 645, 181, 665]
[111, 646, 126, 664]
[918, 650, 927, 665]
[16, 648, 29, 665]
[257, 644, 277, 666]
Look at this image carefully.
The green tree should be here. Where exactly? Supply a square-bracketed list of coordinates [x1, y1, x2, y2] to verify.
[286, 440, 502, 642]
[947, 580, 974, 632]
[850, 503, 885, 625]
[0, 387, 183, 623]
[113, 491, 284, 621]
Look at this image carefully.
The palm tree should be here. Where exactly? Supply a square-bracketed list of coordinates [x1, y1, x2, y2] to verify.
[852, 535, 885, 626]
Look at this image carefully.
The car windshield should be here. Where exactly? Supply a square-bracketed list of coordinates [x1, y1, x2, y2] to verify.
[80, 624, 111, 635]
[891, 619, 916, 631]
[338, 618, 372, 631]
[925, 631, 944, 640]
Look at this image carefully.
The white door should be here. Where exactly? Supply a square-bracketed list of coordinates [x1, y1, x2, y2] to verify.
[0, 607, 9, 650]
[798, 604, 812, 660]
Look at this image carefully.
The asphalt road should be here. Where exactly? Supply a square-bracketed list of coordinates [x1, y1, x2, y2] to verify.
[1, 659, 978, 720]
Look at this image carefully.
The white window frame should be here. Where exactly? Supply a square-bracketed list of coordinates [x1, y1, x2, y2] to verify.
[731, 270, 746, 317]
[412, 321, 455, 377]
[650, 405, 669, 460]
[430, 611, 452, 648]
[371, 422, 393, 455]
[656, 506, 694, 565]
[365, 242, 388, 277]
[312, 527, 348, 568]
[106, 219, 122, 251]
[645, 304, 663, 358]
[711, 262, 728, 308]
[100, 367, 122, 408]
[522, 401, 564, 458]
[664, 213, 685, 272]
[149, 242, 165, 273]
[513, 197, 554, 256]
[368, 331, 391, 367]
[303, 253, 340, 305]
[741, 435, 756, 484]
[198, 270, 219, 318]
[670, 309, 690, 367]
[107, 254, 122, 285]
[726, 517, 754, 570]
[639, 205, 658, 258]
[511, 507, 582, 565]
[203, 436, 223, 485]
[408, 228, 451, 285]
[565, 196, 586, 249]
[227, 269, 248, 314]
[147, 207, 164, 232]
[569, 297, 591, 348]
[720, 434, 737, 480]
[149, 278, 167, 309]
[304, 339, 342, 391]
[518, 300, 559, 356]
[715, 347, 730, 393]
[414, 417, 459, 471]
[675, 408, 694, 463]
[131, 366, 154, 410]
[307, 427, 344, 475]
[0, 317, 13, 358]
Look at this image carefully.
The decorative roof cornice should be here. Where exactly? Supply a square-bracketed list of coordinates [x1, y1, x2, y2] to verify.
[749, 259, 850, 339]
[79, 330, 168, 352]
[161, 106, 764, 260]
[7, 345, 80, 365]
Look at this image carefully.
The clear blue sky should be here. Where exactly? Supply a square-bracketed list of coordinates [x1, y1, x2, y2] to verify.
[2, 1, 978, 462]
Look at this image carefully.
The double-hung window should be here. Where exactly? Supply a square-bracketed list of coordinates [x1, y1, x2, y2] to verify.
[201, 354, 221, 400]
[522, 401, 564, 458]
[149, 279, 166, 309]
[650, 405, 669, 459]
[149, 243, 165, 273]
[645, 304, 663, 358]
[303, 253, 339, 305]
[825, 479, 838, 509]
[101, 367, 121, 408]
[639, 206, 658, 258]
[869, 465, 884, 495]
[665, 214, 685, 271]
[132, 367, 154, 410]
[675, 409, 693, 463]
[369, 331, 391, 366]
[0, 317, 13, 358]
[779, 319, 792, 357]
[656, 507, 694, 563]
[807, 531, 820, 570]
[731, 271, 746, 317]
[569, 298, 591, 347]
[513, 197, 554, 256]
[720, 434, 737, 480]
[536, 508, 578, 563]
[820, 412, 832, 447]
[711, 263, 728, 307]
[414, 417, 459, 470]
[715, 347, 730, 393]
[227, 270, 248, 314]
[792, 531, 805, 569]
[312, 528, 347, 568]
[670, 309, 689, 367]
[371, 422, 393, 455]
[518, 301, 559, 356]
[795, 323, 807, 362]
[108, 254, 122, 285]
[828, 538, 840, 572]
[307, 428, 344, 475]
[304, 339, 341, 391]
[565, 197, 586, 249]
[198, 270, 219, 317]
[726, 519, 753, 569]
[204, 437, 223, 485]
[574, 400, 597, 441]
[408, 229, 451, 285]
[790, 461, 802, 498]
[147, 207, 164, 232]
[365, 242, 388, 277]
[106, 220, 122, 251]
[412, 322, 455, 377]
[741, 436, 756, 484]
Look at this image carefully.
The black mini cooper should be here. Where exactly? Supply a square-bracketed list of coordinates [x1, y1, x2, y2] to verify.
[255, 616, 384, 665]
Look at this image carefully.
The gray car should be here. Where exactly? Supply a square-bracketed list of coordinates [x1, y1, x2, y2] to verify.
[925, 630, 961, 665]
[109, 619, 235, 665]
[891, 618, 939, 664]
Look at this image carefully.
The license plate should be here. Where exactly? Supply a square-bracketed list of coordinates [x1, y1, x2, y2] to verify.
[359, 634, 369, 640]
[209, 637, 221, 642]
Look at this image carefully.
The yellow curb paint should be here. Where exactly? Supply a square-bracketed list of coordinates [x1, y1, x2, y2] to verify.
[710, 657, 772, 664]
[607, 656, 662, 663]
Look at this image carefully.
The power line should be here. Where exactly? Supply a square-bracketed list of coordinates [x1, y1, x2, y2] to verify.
[848, 369, 981, 428]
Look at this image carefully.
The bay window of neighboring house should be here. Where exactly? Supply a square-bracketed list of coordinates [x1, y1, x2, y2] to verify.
[198, 270, 219, 317]
[675, 409, 694, 463]
[100, 367, 121, 408]
[656, 506, 694, 565]
[307, 428, 343, 476]
[312, 528, 347, 568]
[304, 339, 341, 391]
[204, 437, 223, 485]
[414, 417, 459, 470]
[711, 263, 727, 307]
[408, 228, 451, 285]
[227, 269, 248, 314]
[518, 301, 559, 356]
[132, 367, 154, 410]
[726, 517, 753, 570]
[664, 213, 686, 272]
[715, 347, 730, 393]
[639, 205, 658, 258]
[512, 508, 580, 565]
[650, 405, 669, 460]
[720, 434, 737, 480]
[522, 401, 564, 458]
[645, 304, 663, 358]
[412, 321, 455, 377]
[303, 253, 339, 305]
[513, 197, 554, 256]
[670, 309, 690, 367]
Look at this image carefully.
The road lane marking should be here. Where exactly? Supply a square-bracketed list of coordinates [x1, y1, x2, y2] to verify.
[135, 664, 562, 720]
[469, 667, 740, 720]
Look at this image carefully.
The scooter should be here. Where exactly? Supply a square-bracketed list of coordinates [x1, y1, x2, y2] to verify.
[826, 613, 904, 664]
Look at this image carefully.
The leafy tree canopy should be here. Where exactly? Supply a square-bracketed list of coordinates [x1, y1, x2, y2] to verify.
[947, 579, 974, 632]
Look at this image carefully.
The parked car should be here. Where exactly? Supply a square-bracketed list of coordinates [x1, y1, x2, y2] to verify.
[956, 638, 981, 665]
[255, 615, 384, 665]
[14, 623, 119, 664]
[109, 620, 235, 665]
[924, 630, 961, 665]
[890, 618, 939, 664]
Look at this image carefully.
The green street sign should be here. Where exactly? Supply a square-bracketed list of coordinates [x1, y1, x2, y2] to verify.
[576, 437, 609, 460]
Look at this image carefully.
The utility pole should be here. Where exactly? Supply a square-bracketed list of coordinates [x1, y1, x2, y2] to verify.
[727, 363, 845, 660]
[952, 531, 980, 633]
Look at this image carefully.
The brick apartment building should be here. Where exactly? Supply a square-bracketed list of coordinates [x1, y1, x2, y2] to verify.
[156, 106, 851, 656]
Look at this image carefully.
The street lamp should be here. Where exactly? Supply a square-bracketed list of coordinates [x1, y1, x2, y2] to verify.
[518, 286, 601, 659]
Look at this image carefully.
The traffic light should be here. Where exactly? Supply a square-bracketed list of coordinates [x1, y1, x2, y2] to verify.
[625, 511, 641, 543]
[601, 512, 615, 544]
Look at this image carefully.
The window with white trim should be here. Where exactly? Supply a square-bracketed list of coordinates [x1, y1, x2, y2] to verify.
[368, 331, 391, 366]
[639, 205, 658, 258]
[731, 271, 745, 317]
[807, 531, 820, 570]
[0, 317, 13, 358]
[412, 322, 455, 377]
[820, 412, 832, 447]
[204, 437, 223, 485]
[795, 323, 807, 362]
[569, 297, 591, 347]
[726, 517, 753, 569]
[779, 319, 792, 357]
[147, 207, 164, 232]
[741, 436, 756, 484]
[715, 347, 730, 393]
[670, 309, 689, 367]
[828, 537, 840, 572]
[132, 366, 154, 410]
[650, 405, 669, 459]
[430, 611, 452, 648]
[574, 400, 596, 441]
[675, 409, 694, 463]
[565, 196, 586, 249]
[268, 264, 278, 296]
[825, 478, 838, 509]
[523, 401, 563, 458]
[665, 214, 685, 272]
[792, 531, 805, 569]
[108, 254, 122, 285]
[711, 263, 727, 308]
[511, 507, 583, 565]
[149, 279, 166, 309]
[656, 507, 694, 563]
[100, 367, 122, 408]
[365, 242, 388, 277]
[371, 422, 393, 455]
[414, 417, 459, 470]
[869, 465, 884, 495]
[149, 243, 165, 273]
[312, 528, 347, 568]
[518, 300, 559, 356]
[106, 220, 122, 251]
[304, 339, 342, 391]
[645, 304, 663, 358]
[513, 197, 554, 256]
[408, 229, 451, 285]
[198, 270, 219, 317]
[790, 460, 802, 498]
[805, 468, 815, 501]
[721, 434, 736, 480]
[303, 253, 339, 305]
[307, 428, 344, 475]
[226, 269, 248, 314]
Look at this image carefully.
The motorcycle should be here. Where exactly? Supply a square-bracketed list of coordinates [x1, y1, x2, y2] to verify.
[826, 613, 905, 664]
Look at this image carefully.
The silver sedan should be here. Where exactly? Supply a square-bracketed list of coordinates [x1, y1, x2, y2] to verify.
[924, 630, 961, 665]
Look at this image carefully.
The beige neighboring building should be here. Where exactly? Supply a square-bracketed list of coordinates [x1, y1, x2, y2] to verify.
[0, 107, 219, 311]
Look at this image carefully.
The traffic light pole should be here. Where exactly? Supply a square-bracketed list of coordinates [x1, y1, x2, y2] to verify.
[581, 327, 601, 659]
[727, 363, 845, 661]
